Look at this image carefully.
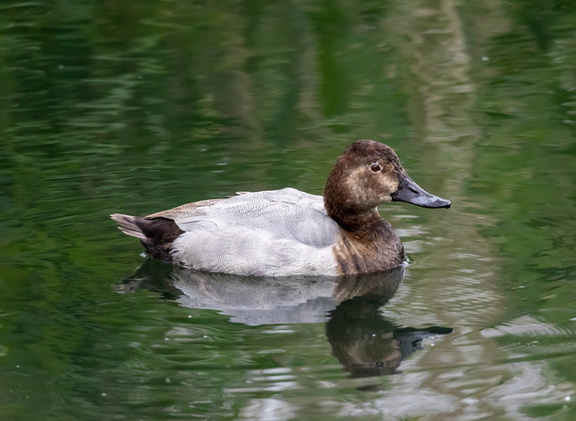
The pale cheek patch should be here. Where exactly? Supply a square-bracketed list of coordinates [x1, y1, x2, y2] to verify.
[343, 169, 365, 201]
[344, 169, 398, 206]
[380, 174, 399, 194]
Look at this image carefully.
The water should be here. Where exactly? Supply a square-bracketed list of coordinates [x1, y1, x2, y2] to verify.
[1, 1, 576, 420]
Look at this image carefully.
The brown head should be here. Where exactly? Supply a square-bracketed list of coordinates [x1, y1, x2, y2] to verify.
[324, 140, 450, 232]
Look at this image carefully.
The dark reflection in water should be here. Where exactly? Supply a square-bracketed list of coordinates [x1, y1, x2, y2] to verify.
[120, 260, 452, 379]
[326, 297, 452, 379]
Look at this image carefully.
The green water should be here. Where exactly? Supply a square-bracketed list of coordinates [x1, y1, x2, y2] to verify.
[1, 1, 576, 420]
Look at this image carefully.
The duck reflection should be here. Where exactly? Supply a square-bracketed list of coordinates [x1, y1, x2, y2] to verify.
[326, 297, 452, 377]
[120, 260, 452, 378]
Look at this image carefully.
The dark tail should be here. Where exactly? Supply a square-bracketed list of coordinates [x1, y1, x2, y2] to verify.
[111, 213, 184, 262]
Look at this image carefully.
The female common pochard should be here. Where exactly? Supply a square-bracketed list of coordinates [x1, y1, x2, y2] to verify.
[112, 140, 451, 276]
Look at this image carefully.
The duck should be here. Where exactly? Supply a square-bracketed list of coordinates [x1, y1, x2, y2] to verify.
[111, 139, 450, 277]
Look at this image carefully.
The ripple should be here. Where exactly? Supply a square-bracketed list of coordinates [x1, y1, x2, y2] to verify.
[482, 315, 575, 339]
[481, 315, 576, 355]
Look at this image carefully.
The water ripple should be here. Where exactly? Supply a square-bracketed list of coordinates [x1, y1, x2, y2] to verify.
[481, 315, 576, 355]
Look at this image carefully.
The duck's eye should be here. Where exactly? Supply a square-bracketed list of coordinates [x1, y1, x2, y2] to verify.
[370, 163, 381, 173]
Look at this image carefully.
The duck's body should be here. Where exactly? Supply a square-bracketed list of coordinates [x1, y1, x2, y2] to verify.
[112, 140, 450, 276]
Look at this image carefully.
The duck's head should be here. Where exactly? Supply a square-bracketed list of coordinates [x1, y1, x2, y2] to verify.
[324, 140, 451, 224]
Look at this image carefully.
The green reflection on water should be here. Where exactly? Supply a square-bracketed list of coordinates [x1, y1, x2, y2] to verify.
[1, 0, 576, 419]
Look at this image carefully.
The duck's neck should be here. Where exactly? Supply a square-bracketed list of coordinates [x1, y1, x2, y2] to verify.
[326, 205, 381, 236]
[328, 206, 398, 246]
[325, 200, 405, 272]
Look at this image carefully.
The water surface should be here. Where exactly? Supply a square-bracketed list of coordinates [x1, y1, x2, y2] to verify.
[1, 1, 576, 420]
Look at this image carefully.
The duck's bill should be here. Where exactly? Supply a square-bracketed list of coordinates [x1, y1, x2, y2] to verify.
[391, 174, 451, 209]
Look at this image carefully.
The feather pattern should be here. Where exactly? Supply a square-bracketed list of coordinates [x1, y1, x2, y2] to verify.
[160, 189, 340, 276]
[152, 188, 338, 248]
